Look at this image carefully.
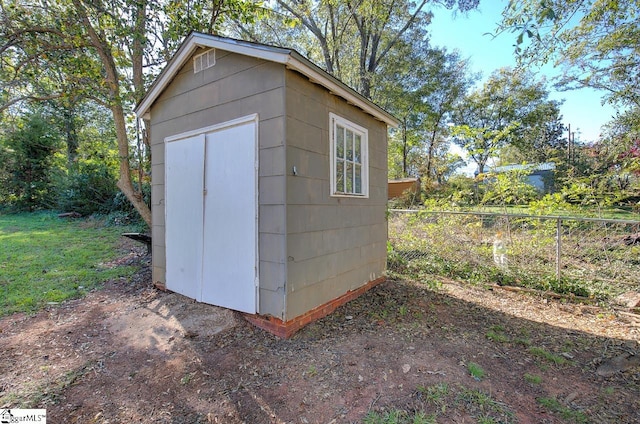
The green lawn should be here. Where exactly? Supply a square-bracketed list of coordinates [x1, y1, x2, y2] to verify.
[0, 212, 141, 316]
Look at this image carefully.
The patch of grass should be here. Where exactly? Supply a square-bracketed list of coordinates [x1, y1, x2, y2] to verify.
[363, 409, 436, 424]
[411, 413, 437, 424]
[486, 326, 510, 343]
[306, 365, 318, 378]
[512, 329, 532, 347]
[419, 383, 449, 403]
[528, 346, 569, 366]
[418, 383, 449, 413]
[180, 372, 194, 385]
[456, 387, 515, 423]
[458, 387, 495, 408]
[537, 397, 588, 423]
[395, 384, 515, 424]
[513, 337, 532, 347]
[0, 212, 140, 316]
[524, 373, 542, 385]
[601, 386, 615, 396]
[467, 362, 486, 380]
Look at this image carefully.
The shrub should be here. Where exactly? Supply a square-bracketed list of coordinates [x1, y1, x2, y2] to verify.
[528, 193, 577, 215]
[481, 169, 540, 206]
[426, 174, 479, 206]
[111, 181, 150, 213]
[0, 113, 63, 211]
[57, 161, 119, 215]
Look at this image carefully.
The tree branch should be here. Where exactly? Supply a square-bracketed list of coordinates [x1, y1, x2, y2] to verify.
[0, 94, 64, 113]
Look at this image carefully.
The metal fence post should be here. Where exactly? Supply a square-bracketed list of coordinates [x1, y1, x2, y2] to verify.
[556, 217, 561, 280]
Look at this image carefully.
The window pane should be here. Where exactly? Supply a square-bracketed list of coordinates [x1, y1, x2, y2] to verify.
[331, 114, 368, 197]
[336, 125, 345, 159]
[336, 159, 344, 192]
[354, 164, 362, 194]
[354, 134, 361, 163]
[346, 130, 354, 161]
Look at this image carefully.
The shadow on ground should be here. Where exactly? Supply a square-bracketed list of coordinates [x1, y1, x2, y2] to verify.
[1, 257, 639, 423]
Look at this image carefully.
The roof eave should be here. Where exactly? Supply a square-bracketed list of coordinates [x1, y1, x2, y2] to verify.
[285, 52, 399, 128]
[134, 33, 400, 128]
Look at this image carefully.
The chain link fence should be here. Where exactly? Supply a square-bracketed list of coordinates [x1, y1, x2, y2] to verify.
[388, 210, 640, 300]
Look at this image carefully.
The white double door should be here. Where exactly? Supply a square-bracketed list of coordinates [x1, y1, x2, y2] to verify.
[165, 117, 258, 314]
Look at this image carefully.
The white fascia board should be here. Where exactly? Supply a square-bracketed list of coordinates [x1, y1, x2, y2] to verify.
[193, 35, 291, 64]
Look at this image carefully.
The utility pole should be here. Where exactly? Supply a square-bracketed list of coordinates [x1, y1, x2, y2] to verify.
[567, 123, 571, 164]
[567, 124, 574, 165]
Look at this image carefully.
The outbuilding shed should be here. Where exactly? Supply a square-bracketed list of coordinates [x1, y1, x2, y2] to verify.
[134, 33, 399, 338]
[489, 162, 556, 192]
[388, 177, 421, 200]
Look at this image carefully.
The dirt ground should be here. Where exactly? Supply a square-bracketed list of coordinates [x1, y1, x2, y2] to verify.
[1, 251, 639, 424]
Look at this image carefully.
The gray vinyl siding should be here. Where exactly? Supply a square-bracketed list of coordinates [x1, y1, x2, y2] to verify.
[284, 70, 388, 320]
[149, 49, 287, 318]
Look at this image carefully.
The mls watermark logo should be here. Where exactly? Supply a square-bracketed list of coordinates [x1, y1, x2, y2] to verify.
[0, 409, 47, 423]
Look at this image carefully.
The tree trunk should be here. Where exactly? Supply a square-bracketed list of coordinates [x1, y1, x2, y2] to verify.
[63, 107, 78, 164]
[113, 102, 152, 227]
[477, 160, 486, 175]
[73, 0, 152, 228]
[132, 0, 146, 104]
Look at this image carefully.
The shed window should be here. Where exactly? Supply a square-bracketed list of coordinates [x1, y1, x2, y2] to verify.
[193, 49, 216, 73]
[330, 113, 368, 197]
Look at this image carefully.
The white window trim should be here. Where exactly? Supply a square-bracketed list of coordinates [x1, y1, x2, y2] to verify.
[329, 113, 369, 198]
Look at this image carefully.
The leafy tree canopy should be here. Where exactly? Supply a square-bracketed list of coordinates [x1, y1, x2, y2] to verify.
[375, 26, 474, 179]
[234, 0, 479, 98]
[0, 0, 261, 224]
[452, 67, 562, 174]
[498, 0, 640, 110]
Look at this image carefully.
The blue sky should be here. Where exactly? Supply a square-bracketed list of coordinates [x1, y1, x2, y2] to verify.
[427, 1, 618, 144]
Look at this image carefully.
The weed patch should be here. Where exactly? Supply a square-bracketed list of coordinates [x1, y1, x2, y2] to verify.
[528, 346, 569, 366]
[467, 362, 486, 380]
[408, 383, 515, 424]
[537, 397, 588, 423]
[388, 210, 639, 302]
[363, 410, 436, 424]
[417, 383, 449, 414]
[486, 325, 510, 343]
[524, 373, 542, 385]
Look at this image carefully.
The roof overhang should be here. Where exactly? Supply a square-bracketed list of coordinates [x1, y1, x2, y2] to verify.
[134, 32, 399, 128]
